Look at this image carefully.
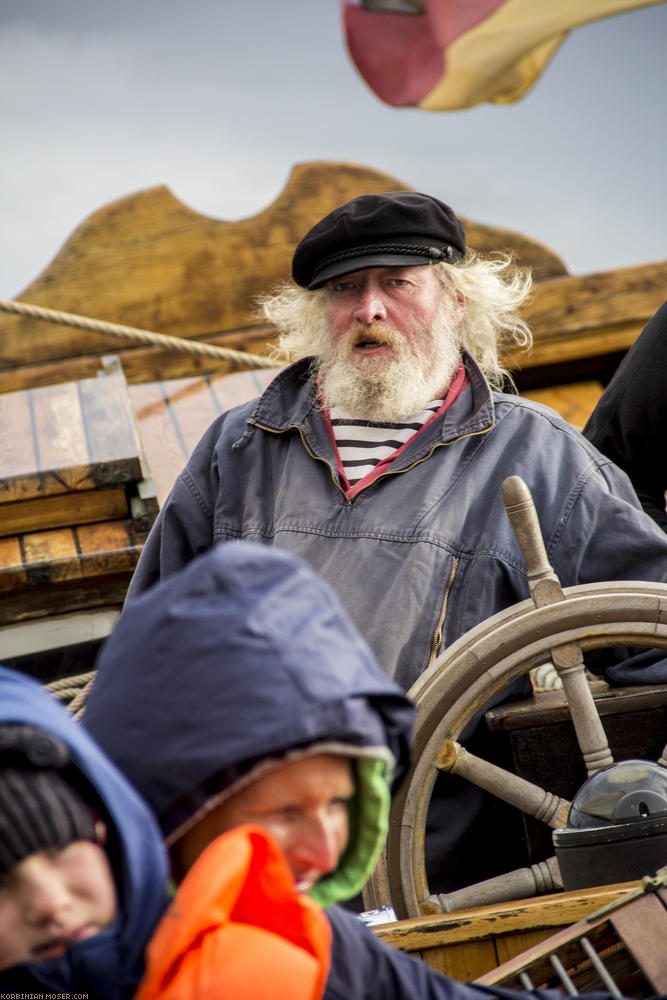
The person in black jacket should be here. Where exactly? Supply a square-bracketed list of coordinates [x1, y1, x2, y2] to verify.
[584, 300, 667, 532]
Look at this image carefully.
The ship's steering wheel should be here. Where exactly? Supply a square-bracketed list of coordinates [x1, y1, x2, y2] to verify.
[363, 477, 667, 919]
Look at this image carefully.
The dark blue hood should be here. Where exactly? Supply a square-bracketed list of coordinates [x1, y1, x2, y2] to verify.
[84, 542, 414, 903]
[0, 667, 168, 997]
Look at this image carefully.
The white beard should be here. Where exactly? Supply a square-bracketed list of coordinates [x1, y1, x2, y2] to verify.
[316, 308, 461, 422]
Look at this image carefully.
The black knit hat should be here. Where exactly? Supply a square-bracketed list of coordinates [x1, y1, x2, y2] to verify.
[0, 724, 97, 874]
[292, 191, 466, 289]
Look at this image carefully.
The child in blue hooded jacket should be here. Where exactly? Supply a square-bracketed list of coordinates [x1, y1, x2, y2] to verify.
[0, 667, 168, 998]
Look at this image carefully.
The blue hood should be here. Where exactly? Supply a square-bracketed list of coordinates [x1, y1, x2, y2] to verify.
[84, 541, 414, 904]
[0, 667, 168, 997]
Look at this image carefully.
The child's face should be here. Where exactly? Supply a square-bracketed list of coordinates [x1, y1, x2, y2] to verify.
[0, 841, 117, 971]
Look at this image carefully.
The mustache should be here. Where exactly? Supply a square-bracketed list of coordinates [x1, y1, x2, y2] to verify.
[344, 323, 404, 350]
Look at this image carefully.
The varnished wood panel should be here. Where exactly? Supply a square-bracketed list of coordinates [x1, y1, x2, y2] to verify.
[0, 519, 144, 625]
[0, 486, 128, 538]
[422, 938, 499, 980]
[522, 380, 604, 430]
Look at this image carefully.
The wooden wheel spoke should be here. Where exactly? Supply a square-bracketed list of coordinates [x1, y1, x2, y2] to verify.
[426, 856, 562, 914]
[437, 739, 570, 828]
[503, 476, 613, 775]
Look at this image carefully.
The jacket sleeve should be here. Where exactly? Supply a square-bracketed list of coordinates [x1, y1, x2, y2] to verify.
[126, 417, 225, 600]
[583, 300, 667, 531]
[553, 456, 667, 685]
[323, 905, 634, 1000]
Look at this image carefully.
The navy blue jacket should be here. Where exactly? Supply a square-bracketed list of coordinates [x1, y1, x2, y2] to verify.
[84, 541, 414, 909]
[0, 667, 168, 998]
[126, 353, 667, 691]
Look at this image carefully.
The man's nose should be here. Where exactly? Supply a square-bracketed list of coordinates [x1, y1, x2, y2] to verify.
[353, 285, 387, 325]
[296, 816, 342, 875]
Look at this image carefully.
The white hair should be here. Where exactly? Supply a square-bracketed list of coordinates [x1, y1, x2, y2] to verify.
[261, 251, 533, 391]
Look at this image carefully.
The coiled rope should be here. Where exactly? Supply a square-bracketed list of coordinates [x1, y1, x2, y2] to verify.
[0, 298, 281, 371]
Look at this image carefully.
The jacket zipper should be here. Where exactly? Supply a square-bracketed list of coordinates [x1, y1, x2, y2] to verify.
[427, 557, 458, 670]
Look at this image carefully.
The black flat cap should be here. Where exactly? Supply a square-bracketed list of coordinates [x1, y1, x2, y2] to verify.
[292, 191, 466, 289]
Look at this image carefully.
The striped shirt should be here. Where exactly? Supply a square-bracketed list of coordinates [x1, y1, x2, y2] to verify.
[329, 400, 444, 488]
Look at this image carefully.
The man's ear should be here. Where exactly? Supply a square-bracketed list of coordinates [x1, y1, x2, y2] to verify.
[94, 819, 108, 846]
[454, 290, 467, 322]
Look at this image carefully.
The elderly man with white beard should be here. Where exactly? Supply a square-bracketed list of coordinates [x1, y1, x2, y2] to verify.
[126, 191, 667, 893]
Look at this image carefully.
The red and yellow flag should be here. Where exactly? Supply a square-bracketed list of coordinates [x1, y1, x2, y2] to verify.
[344, 0, 665, 110]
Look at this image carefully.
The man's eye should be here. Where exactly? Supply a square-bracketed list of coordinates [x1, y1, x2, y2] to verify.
[330, 796, 352, 810]
[277, 806, 300, 821]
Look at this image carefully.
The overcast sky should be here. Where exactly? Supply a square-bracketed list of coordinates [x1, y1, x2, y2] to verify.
[1, 0, 666, 299]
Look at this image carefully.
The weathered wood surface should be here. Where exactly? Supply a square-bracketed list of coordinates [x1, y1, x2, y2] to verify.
[0, 487, 129, 538]
[510, 260, 667, 371]
[0, 158, 628, 392]
[475, 881, 667, 991]
[520, 380, 603, 430]
[0, 371, 143, 503]
[0, 518, 145, 626]
[0, 364, 157, 625]
[0, 160, 663, 399]
[128, 367, 277, 504]
[373, 883, 637, 981]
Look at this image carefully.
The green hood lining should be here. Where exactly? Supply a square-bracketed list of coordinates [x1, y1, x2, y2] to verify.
[309, 756, 390, 908]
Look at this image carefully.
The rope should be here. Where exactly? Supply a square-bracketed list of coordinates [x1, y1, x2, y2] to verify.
[45, 670, 96, 720]
[0, 298, 281, 371]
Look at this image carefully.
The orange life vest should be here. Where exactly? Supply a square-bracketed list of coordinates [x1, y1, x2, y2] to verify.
[134, 825, 332, 999]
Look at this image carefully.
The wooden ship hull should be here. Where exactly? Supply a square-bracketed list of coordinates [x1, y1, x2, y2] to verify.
[1, 160, 667, 991]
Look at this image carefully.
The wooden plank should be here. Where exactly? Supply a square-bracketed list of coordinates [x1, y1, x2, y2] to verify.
[0, 386, 38, 483]
[128, 382, 192, 505]
[493, 927, 555, 966]
[0, 577, 132, 627]
[486, 685, 667, 731]
[209, 368, 278, 413]
[522, 381, 603, 430]
[31, 380, 88, 476]
[0, 519, 144, 625]
[373, 883, 636, 952]
[157, 376, 223, 455]
[419, 938, 499, 980]
[0, 535, 26, 589]
[0, 372, 144, 502]
[0, 486, 128, 537]
[77, 371, 143, 479]
[129, 368, 277, 506]
[610, 893, 667, 990]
